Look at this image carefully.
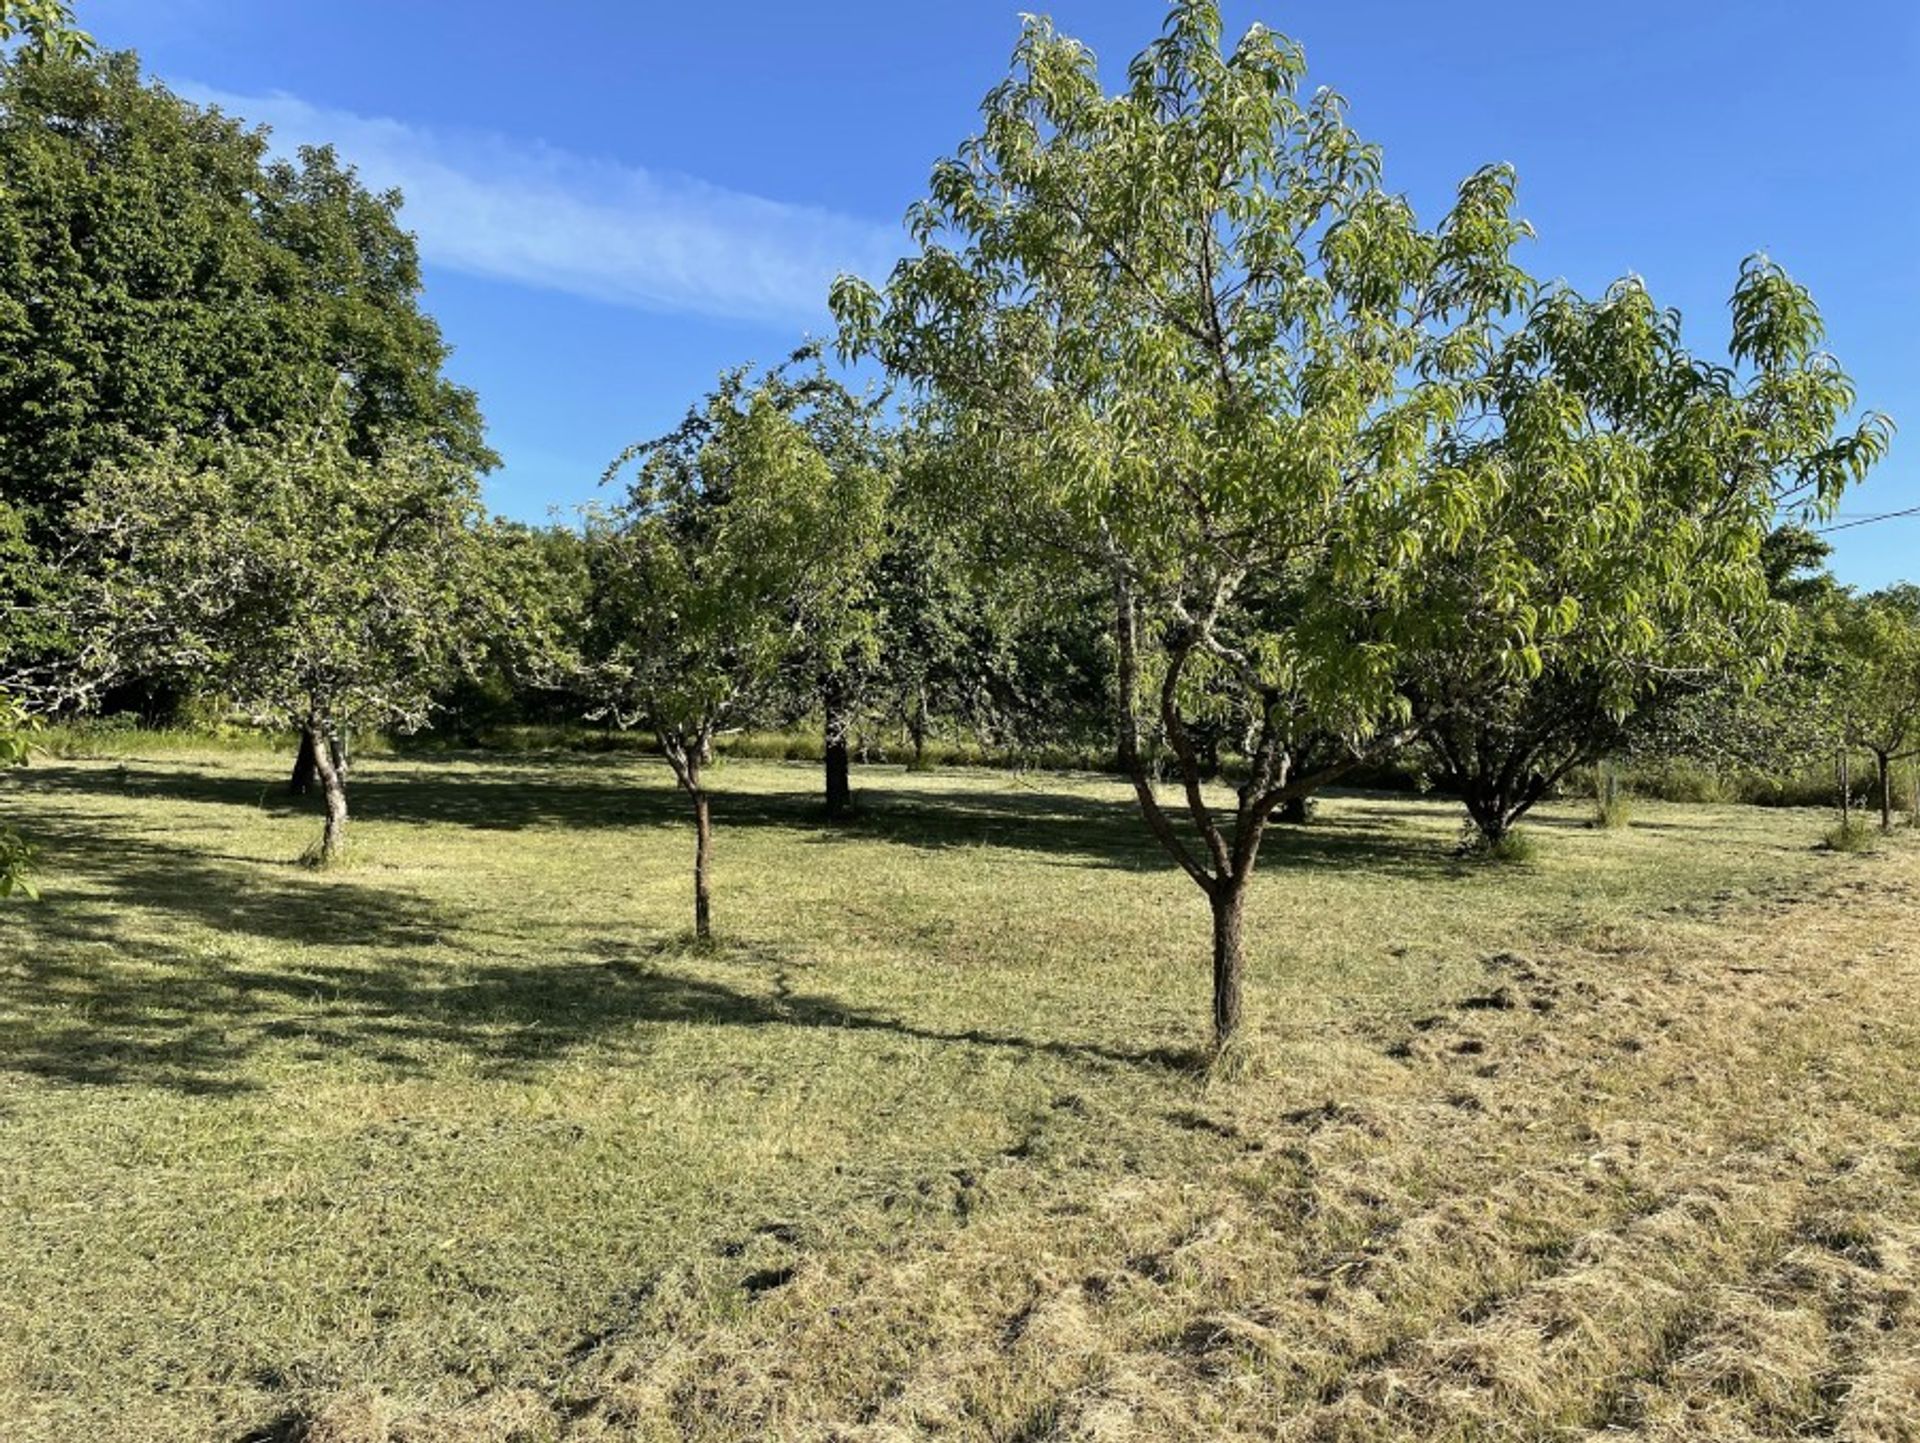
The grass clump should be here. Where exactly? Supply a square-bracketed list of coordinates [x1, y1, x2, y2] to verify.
[1822, 817, 1878, 852]
[1459, 824, 1539, 863]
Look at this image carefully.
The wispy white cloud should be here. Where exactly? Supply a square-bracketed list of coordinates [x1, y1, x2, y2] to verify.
[175, 83, 902, 325]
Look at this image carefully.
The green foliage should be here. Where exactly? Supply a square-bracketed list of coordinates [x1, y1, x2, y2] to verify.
[0, 0, 89, 56]
[578, 360, 889, 770]
[1413, 261, 1888, 844]
[1460, 825, 1538, 864]
[0, 685, 34, 897]
[833, 1, 1544, 970]
[70, 418, 490, 738]
[1589, 762, 1632, 830]
[0, 47, 493, 676]
[1834, 590, 1920, 764]
[1822, 817, 1876, 853]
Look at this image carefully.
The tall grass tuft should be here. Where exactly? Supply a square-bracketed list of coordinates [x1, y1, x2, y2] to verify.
[1822, 818, 1877, 853]
[1590, 762, 1633, 830]
[1459, 824, 1538, 864]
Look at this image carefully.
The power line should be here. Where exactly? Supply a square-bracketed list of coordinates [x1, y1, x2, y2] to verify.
[1815, 504, 1920, 534]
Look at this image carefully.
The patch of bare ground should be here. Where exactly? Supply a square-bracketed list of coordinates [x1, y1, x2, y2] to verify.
[290, 845, 1920, 1442]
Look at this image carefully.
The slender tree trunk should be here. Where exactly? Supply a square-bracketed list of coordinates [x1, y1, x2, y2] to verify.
[306, 720, 348, 864]
[823, 672, 852, 820]
[909, 685, 929, 767]
[1877, 751, 1893, 832]
[1209, 879, 1247, 1047]
[661, 731, 716, 940]
[290, 731, 316, 796]
[1840, 750, 1852, 825]
[692, 781, 713, 940]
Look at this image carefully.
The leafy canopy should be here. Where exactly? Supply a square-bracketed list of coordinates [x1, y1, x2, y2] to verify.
[577, 361, 888, 761]
[0, 49, 493, 532]
[832, 0, 1541, 833]
[71, 420, 491, 734]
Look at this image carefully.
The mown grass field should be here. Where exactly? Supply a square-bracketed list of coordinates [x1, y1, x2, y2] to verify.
[1, 749, 1916, 1442]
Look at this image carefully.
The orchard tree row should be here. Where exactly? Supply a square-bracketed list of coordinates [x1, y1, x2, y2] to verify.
[3, 2, 1907, 1048]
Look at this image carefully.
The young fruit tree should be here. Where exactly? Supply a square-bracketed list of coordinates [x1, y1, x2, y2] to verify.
[70, 422, 491, 863]
[577, 364, 885, 938]
[1408, 267, 1889, 849]
[834, 1, 1563, 1049]
[757, 351, 893, 821]
[1834, 589, 1920, 831]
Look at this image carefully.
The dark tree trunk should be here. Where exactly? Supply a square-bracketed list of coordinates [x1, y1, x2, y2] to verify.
[1840, 750, 1852, 825]
[661, 731, 716, 939]
[1464, 788, 1510, 846]
[823, 673, 851, 820]
[306, 720, 348, 864]
[1876, 751, 1893, 832]
[290, 731, 317, 796]
[909, 685, 929, 767]
[1209, 881, 1247, 1047]
[692, 782, 713, 940]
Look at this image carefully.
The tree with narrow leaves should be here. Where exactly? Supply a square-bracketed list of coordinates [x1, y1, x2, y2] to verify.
[70, 420, 491, 864]
[1408, 267, 1888, 848]
[578, 365, 885, 938]
[835, 2, 1552, 1049]
[0, 0, 89, 56]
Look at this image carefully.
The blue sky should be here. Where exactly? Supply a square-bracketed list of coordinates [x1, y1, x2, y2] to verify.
[80, 0, 1918, 586]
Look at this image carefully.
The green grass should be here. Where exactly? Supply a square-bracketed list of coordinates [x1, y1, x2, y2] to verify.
[0, 748, 1904, 1441]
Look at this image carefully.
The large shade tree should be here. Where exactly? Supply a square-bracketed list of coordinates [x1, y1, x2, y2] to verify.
[0, 46, 494, 705]
[71, 421, 492, 863]
[577, 365, 885, 938]
[1409, 269, 1889, 847]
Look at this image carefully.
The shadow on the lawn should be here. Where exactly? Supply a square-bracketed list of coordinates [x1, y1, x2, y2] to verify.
[20, 755, 1459, 880]
[0, 759, 1454, 1094]
[0, 911, 1200, 1094]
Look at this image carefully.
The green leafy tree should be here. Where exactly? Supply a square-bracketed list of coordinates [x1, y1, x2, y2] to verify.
[1409, 269, 1888, 847]
[1835, 589, 1920, 831]
[71, 421, 491, 864]
[0, 686, 34, 897]
[578, 365, 886, 938]
[754, 350, 892, 820]
[835, 2, 1550, 1048]
[0, 48, 493, 681]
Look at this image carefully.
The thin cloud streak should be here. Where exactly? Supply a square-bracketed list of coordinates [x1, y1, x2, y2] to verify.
[177, 84, 903, 325]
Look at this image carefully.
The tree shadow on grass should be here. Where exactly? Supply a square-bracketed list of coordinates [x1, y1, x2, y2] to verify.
[20, 758, 1461, 880]
[0, 915, 1199, 1095]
